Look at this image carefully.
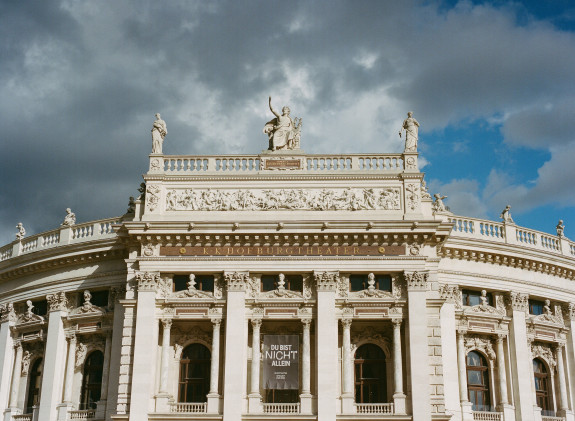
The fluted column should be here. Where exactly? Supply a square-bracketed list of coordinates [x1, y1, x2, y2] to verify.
[392, 319, 406, 414]
[8, 342, 22, 408]
[250, 319, 262, 395]
[159, 319, 172, 394]
[556, 343, 569, 412]
[496, 334, 508, 405]
[62, 334, 77, 403]
[341, 319, 353, 395]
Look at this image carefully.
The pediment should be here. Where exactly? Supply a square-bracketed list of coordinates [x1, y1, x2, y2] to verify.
[68, 303, 106, 319]
[170, 288, 215, 299]
[258, 288, 303, 299]
[464, 304, 505, 317]
[16, 312, 45, 326]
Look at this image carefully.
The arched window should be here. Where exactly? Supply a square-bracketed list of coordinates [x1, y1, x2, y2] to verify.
[534, 358, 553, 414]
[80, 351, 104, 410]
[466, 351, 490, 411]
[179, 344, 211, 403]
[26, 358, 43, 413]
[354, 344, 387, 403]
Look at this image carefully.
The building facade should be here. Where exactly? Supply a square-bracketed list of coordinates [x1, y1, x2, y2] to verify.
[1, 128, 575, 421]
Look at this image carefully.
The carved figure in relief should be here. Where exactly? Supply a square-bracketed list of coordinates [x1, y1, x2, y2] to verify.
[264, 97, 301, 151]
[432, 194, 448, 212]
[15, 223, 26, 240]
[500, 205, 514, 224]
[151, 113, 167, 154]
[400, 111, 419, 152]
[62, 208, 76, 226]
[557, 220, 565, 237]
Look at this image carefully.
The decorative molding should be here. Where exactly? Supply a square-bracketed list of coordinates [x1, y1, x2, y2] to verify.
[16, 301, 45, 325]
[142, 244, 157, 257]
[314, 271, 340, 292]
[146, 184, 161, 212]
[351, 327, 391, 358]
[69, 290, 106, 317]
[531, 342, 556, 368]
[173, 326, 211, 358]
[532, 300, 564, 325]
[0, 302, 17, 323]
[135, 271, 161, 292]
[439, 284, 462, 310]
[506, 292, 529, 313]
[46, 292, 68, 312]
[224, 271, 250, 292]
[464, 335, 496, 361]
[165, 187, 401, 212]
[404, 271, 428, 291]
[405, 183, 421, 212]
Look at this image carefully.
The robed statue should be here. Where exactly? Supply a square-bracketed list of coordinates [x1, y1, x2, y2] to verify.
[399, 111, 419, 152]
[151, 113, 167, 154]
[263, 97, 302, 151]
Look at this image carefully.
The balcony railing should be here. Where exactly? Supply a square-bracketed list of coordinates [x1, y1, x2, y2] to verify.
[169, 402, 207, 413]
[542, 416, 566, 421]
[448, 215, 575, 258]
[472, 410, 503, 421]
[0, 217, 121, 262]
[12, 415, 32, 421]
[69, 410, 96, 419]
[262, 402, 301, 414]
[355, 403, 394, 414]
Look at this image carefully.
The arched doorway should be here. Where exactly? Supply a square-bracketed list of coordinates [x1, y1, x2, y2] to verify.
[80, 351, 104, 410]
[466, 350, 490, 411]
[178, 344, 211, 402]
[354, 344, 387, 403]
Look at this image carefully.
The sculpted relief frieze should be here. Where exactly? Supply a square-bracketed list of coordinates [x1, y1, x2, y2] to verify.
[165, 188, 401, 212]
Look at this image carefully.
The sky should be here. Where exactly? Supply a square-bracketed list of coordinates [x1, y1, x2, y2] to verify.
[1, 0, 575, 245]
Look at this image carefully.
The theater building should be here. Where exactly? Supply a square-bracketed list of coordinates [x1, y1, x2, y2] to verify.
[1, 114, 575, 421]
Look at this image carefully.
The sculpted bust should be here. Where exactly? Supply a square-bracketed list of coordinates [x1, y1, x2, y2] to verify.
[151, 113, 167, 154]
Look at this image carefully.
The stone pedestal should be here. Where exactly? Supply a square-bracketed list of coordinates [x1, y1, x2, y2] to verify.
[559, 409, 575, 421]
[56, 403, 73, 421]
[341, 394, 355, 414]
[499, 403, 516, 421]
[248, 394, 263, 414]
[206, 393, 221, 414]
[299, 393, 313, 414]
[460, 401, 474, 421]
[393, 393, 406, 415]
[154, 393, 171, 413]
[532, 406, 542, 421]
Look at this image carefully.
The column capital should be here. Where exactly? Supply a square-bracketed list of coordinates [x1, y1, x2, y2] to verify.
[496, 333, 507, 342]
[301, 318, 312, 328]
[135, 271, 161, 292]
[404, 271, 428, 291]
[210, 318, 222, 328]
[314, 270, 340, 292]
[161, 318, 172, 329]
[46, 291, 68, 312]
[251, 318, 262, 329]
[340, 318, 352, 329]
[0, 302, 17, 323]
[456, 327, 468, 337]
[13, 340, 22, 351]
[224, 271, 250, 292]
[554, 341, 566, 351]
[438, 284, 462, 308]
[66, 333, 77, 343]
[506, 291, 529, 312]
[392, 318, 403, 327]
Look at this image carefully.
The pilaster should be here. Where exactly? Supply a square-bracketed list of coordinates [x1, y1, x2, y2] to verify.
[129, 272, 160, 421]
[300, 318, 312, 414]
[39, 292, 68, 421]
[439, 285, 461, 421]
[507, 292, 535, 421]
[0, 307, 16, 413]
[222, 271, 248, 421]
[405, 271, 431, 420]
[105, 287, 126, 421]
[340, 318, 354, 414]
[314, 270, 338, 421]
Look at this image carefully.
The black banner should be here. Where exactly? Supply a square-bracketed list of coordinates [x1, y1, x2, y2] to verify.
[263, 335, 299, 390]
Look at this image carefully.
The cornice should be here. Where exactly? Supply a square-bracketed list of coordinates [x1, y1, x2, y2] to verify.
[440, 246, 575, 281]
[143, 173, 416, 182]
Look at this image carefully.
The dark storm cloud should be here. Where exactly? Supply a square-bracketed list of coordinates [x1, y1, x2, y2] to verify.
[1, 0, 575, 243]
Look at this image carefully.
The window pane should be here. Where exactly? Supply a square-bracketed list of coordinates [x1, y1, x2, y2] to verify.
[261, 275, 276, 291]
[197, 275, 214, 292]
[467, 371, 482, 385]
[349, 275, 367, 291]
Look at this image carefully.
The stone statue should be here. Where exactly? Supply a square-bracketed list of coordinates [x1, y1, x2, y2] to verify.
[277, 273, 286, 290]
[557, 220, 565, 237]
[151, 113, 167, 154]
[15, 223, 26, 240]
[188, 274, 197, 290]
[62, 208, 76, 226]
[263, 97, 302, 151]
[367, 273, 376, 291]
[138, 182, 146, 200]
[500, 205, 514, 224]
[432, 194, 448, 212]
[400, 111, 419, 152]
[26, 300, 34, 318]
[127, 197, 136, 214]
[480, 290, 488, 308]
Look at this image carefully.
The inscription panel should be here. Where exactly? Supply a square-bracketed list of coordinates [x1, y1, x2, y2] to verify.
[160, 245, 406, 257]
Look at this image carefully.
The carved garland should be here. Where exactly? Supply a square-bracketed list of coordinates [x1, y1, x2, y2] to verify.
[464, 335, 496, 361]
[173, 326, 212, 359]
[530, 342, 556, 369]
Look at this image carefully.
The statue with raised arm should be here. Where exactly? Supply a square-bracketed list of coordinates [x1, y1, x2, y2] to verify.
[500, 205, 514, 224]
[263, 97, 301, 151]
[151, 113, 167, 154]
[432, 194, 448, 212]
[557, 220, 565, 237]
[62, 208, 76, 226]
[399, 111, 420, 152]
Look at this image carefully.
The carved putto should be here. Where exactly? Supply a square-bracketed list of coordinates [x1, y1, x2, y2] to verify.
[15, 223, 26, 240]
[151, 113, 167, 154]
[264, 97, 302, 151]
[61, 208, 76, 226]
[432, 194, 449, 213]
[400, 111, 419, 152]
[165, 187, 401, 212]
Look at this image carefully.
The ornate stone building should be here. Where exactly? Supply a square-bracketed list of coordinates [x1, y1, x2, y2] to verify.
[1, 112, 575, 421]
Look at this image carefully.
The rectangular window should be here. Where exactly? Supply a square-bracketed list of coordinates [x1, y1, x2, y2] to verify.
[173, 274, 215, 292]
[529, 300, 544, 315]
[261, 275, 303, 292]
[349, 274, 392, 292]
[462, 290, 492, 307]
[90, 290, 109, 307]
[32, 299, 48, 316]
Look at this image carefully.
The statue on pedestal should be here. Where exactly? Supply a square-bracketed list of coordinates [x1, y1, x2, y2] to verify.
[399, 111, 419, 152]
[557, 220, 565, 237]
[62, 208, 76, 226]
[15, 223, 25, 240]
[432, 194, 448, 212]
[151, 113, 168, 154]
[263, 97, 302, 151]
[500, 205, 514, 224]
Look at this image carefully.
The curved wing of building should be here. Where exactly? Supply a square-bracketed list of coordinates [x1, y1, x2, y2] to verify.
[1, 141, 574, 421]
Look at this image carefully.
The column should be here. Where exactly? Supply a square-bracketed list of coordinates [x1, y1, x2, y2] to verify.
[300, 318, 312, 414]
[456, 329, 473, 420]
[392, 319, 406, 414]
[0, 309, 16, 415]
[8, 342, 23, 409]
[39, 292, 69, 421]
[129, 273, 159, 421]
[248, 318, 263, 413]
[154, 318, 172, 412]
[556, 343, 570, 415]
[405, 271, 431, 420]
[57, 334, 76, 421]
[206, 318, 221, 413]
[496, 335, 509, 405]
[222, 272, 248, 421]
[507, 292, 536, 421]
[315, 271, 338, 421]
[95, 331, 112, 417]
[341, 319, 354, 413]
[104, 289, 125, 421]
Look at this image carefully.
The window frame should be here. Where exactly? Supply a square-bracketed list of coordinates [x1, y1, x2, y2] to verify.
[25, 357, 43, 414]
[79, 350, 104, 410]
[466, 350, 491, 411]
[461, 290, 493, 307]
[533, 358, 554, 414]
[348, 274, 392, 292]
[178, 344, 211, 403]
[354, 344, 387, 404]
